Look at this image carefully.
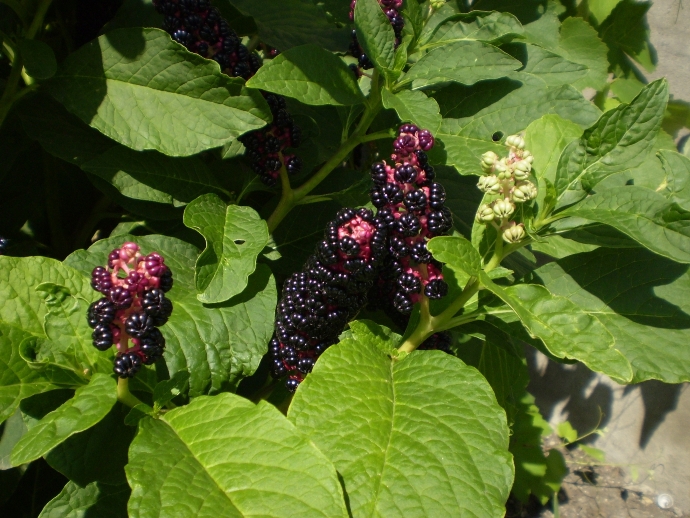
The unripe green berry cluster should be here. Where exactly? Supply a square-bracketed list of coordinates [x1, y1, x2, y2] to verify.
[475, 135, 537, 244]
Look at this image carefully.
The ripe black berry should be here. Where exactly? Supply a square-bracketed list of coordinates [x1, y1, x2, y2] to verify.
[108, 287, 133, 309]
[125, 312, 154, 338]
[87, 298, 116, 328]
[113, 352, 142, 379]
[142, 289, 173, 325]
[92, 323, 114, 351]
[424, 279, 448, 299]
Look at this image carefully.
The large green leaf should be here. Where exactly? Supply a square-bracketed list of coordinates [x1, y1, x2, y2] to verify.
[82, 147, 224, 205]
[599, 0, 656, 72]
[524, 114, 583, 214]
[554, 79, 668, 208]
[427, 235, 482, 283]
[45, 403, 135, 486]
[479, 274, 632, 382]
[504, 43, 588, 87]
[49, 28, 271, 157]
[126, 393, 348, 517]
[11, 373, 116, 466]
[558, 186, 690, 264]
[183, 194, 269, 304]
[381, 88, 441, 134]
[0, 324, 59, 425]
[355, 0, 396, 72]
[419, 10, 524, 49]
[246, 44, 363, 106]
[38, 481, 129, 518]
[400, 40, 521, 90]
[431, 75, 599, 174]
[64, 235, 276, 397]
[535, 247, 690, 383]
[289, 322, 514, 518]
[222, 0, 348, 51]
[555, 17, 609, 91]
[659, 150, 690, 210]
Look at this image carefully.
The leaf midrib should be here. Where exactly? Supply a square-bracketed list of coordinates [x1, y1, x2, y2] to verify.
[370, 360, 398, 516]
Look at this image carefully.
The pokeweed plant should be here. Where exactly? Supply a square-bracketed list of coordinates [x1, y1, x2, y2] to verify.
[0, 0, 689, 516]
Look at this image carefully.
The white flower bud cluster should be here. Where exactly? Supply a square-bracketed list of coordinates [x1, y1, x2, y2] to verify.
[475, 134, 536, 244]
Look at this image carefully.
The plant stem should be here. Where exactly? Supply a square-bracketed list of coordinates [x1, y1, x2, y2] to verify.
[266, 71, 384, 233]
[0, 0, 53, 128]
[117, 378, 144, 409]
[397, 229, 514, 352]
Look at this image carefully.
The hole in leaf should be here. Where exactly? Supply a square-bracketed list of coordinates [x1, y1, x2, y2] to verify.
[492, 131, 503, 142]
[234, 240, 245, 245]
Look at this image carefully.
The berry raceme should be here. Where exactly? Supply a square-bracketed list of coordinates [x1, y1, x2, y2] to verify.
[349, 0, 404, 75]
[238, 93, 302, 186]
[368, 125, 451, 316]
[87, 242, 174, 378]
[269, 208, 387, 392]
[475, 135, 536, 244]
[153, 0, 302, 186]
[153, 0, 260, 79]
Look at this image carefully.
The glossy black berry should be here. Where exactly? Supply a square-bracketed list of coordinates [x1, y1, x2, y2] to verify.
[286, 156, 302, 174]
[371, 162, 388, 186]
[108, 287, 133, 309]
[427, 207, 453, 235]
[397, 273, 421, 294]
[339, 236, 360, 256]
[125, 312, 154, 338]
[87, 298, 116, 328]
[394, 164, 417, 184]
[425, 279, 448, 299]
[409, 242, 432, 263]
[0, 237, 6, 255]
[113, 352, 142, 379]
[393, 291, 413, 314]
[272, 358, 287, 377]
[92, 323, 114, 351]
[285, 377, 301, 392]
[397, 213, 421, 237]
[91, 267, 113, 294]
[404, 190, 427, 212]
[298, 357, 314, 374]
[159, 269, 174, 292]
[428, 182, 446, 209]
[142, 289, 173, 325]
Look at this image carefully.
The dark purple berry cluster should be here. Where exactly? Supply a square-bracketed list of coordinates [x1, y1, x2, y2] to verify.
[238, 94, 302, 186]
[88, 242, 173, 378]
[0, 237, 7, 255]
[153, 0, 261, 78]
[368, 125, 452, 315]
[269, 208, 387, 391]
[349, 0, 404, 75]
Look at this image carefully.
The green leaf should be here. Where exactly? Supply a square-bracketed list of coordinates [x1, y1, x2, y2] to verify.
[355, 0, 396, 72]
[427, 235, 482, 287]
[504, 43, 588, 87]
[558, 186, 690, 264]
[0, 410, 28, 469]
[554, 79, 669, 208]
[44, 403, 136, 486]
[599, 0, 656, 73]
[400, 40, 521, 90]
[381, 88, 441, 134]
[420, 10, 524, 49]
[535, 247, 690, 383]
[511, 393, 566, 504]
[81, 147, 224, 205]
[587, 0, 623, 23]
[11, 373, 116, 466]
[479, 274, 632, 382]
[556, 421, 578, 444]
[659, 150, 690, 210]
[38, 481, 129, 518]
[524, 114, 583, 214]
[579, 445, 606, 462]
[49, 28, 271, 157]
[246, 44, 363, 106]
[152, 371, 190, 410]
[431, 75, 600, 174]
[555, 17, 609, 91]
[126, 393, 348, 517]
[183, 195, 269, 303]
[0, 324, 59, 425]
[222, 0, 348, 51]
[64, 235, 276, 397]
[530, 235, 598, 259]
[19, 39, 57, 80]
[289, 331, 514, 518]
